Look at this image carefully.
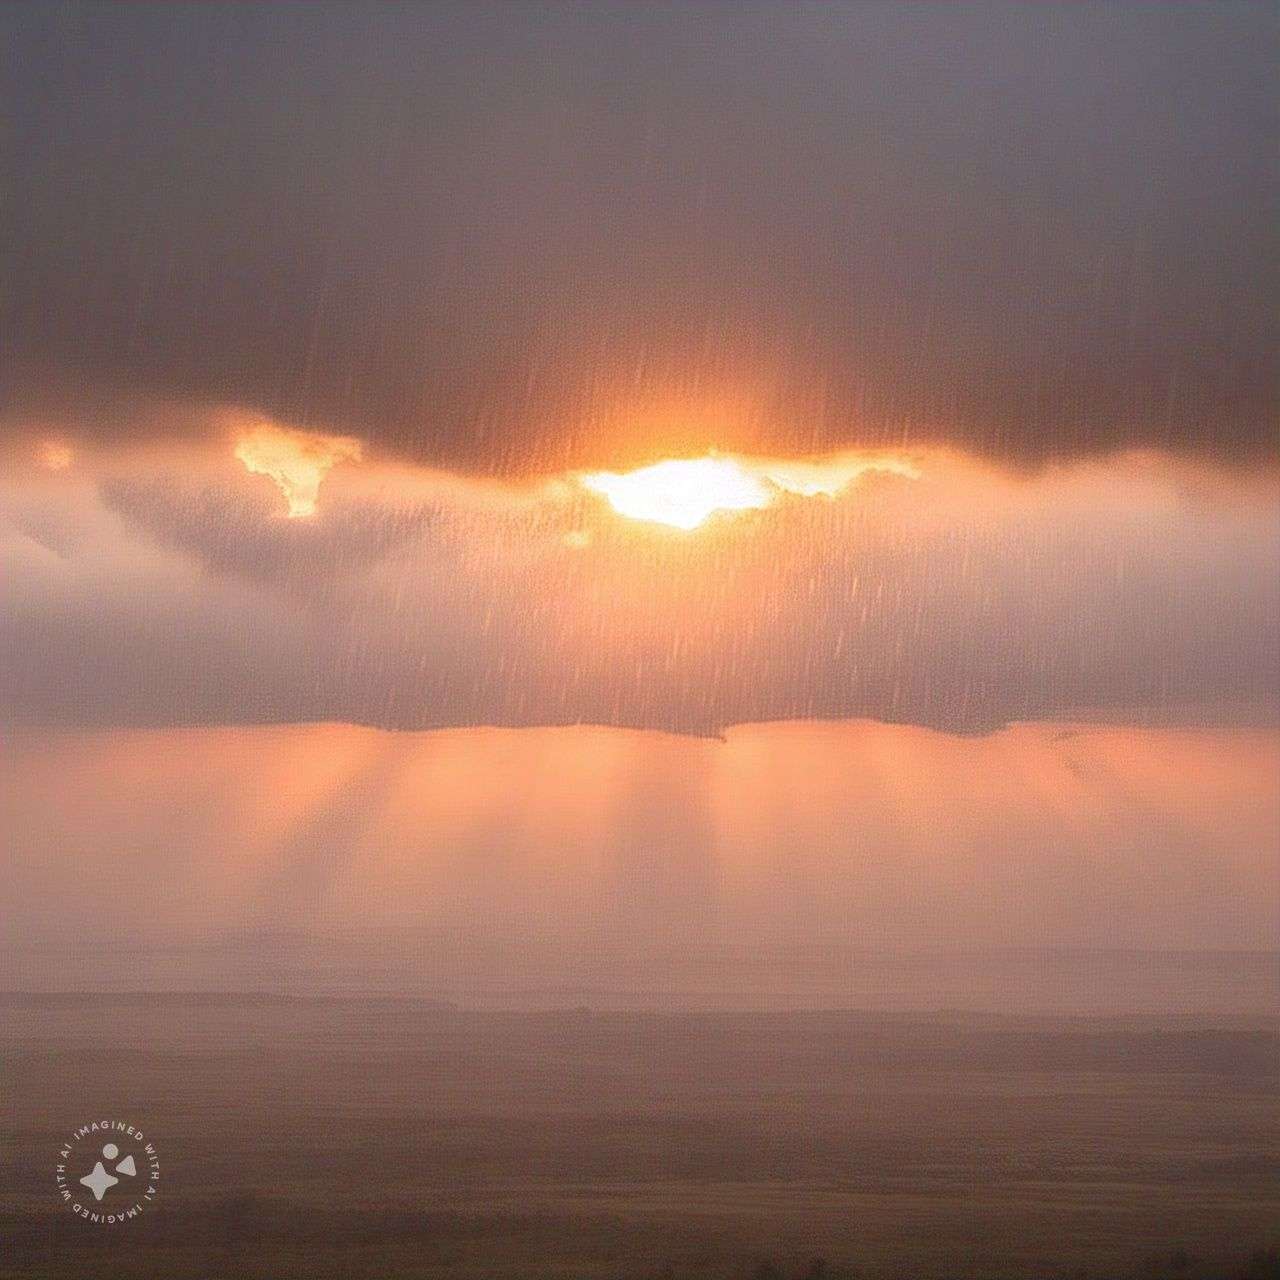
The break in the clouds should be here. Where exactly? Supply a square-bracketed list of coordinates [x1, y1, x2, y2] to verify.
[2, 427, 1276, 736]
[5, 2, 1276, 472]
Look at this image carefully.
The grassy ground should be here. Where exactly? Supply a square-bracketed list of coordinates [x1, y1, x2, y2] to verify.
[1, 996, 1276, 1279]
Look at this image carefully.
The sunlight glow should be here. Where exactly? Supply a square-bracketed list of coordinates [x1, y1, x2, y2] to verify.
[580, 452, 919, 529]
[37, 440, 74, 471]
[233, 422, 362, 517]
[581, 457, 772, 530]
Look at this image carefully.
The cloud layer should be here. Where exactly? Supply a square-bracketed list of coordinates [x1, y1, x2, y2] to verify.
[3, 433, 1276, 735]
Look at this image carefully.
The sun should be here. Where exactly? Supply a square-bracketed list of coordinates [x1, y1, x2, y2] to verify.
[580, 457, 773, 530]
[580, 451, 920, 529]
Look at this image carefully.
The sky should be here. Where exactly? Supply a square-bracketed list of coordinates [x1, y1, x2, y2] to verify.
[4, 719, 1278, 1003]
[2, 3, 1277, 999]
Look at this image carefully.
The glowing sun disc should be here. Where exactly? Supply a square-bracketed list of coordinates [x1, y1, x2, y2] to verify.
[580, 457, 772, 530]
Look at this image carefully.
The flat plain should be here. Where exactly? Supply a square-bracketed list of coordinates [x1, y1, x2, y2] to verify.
[1, 994, 1276, 1279]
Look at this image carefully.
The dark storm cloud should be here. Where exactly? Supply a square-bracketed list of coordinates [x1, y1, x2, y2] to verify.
[5, 2, 1276, 471]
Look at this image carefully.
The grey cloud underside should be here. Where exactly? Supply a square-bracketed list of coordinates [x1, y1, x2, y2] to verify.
[6, 2, 1276, 471]
[99, 478, 436, 582]
[3, 464, 1276, 736]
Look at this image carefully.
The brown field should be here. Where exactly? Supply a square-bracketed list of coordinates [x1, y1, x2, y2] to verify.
[1, 994, 1276, 1279]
